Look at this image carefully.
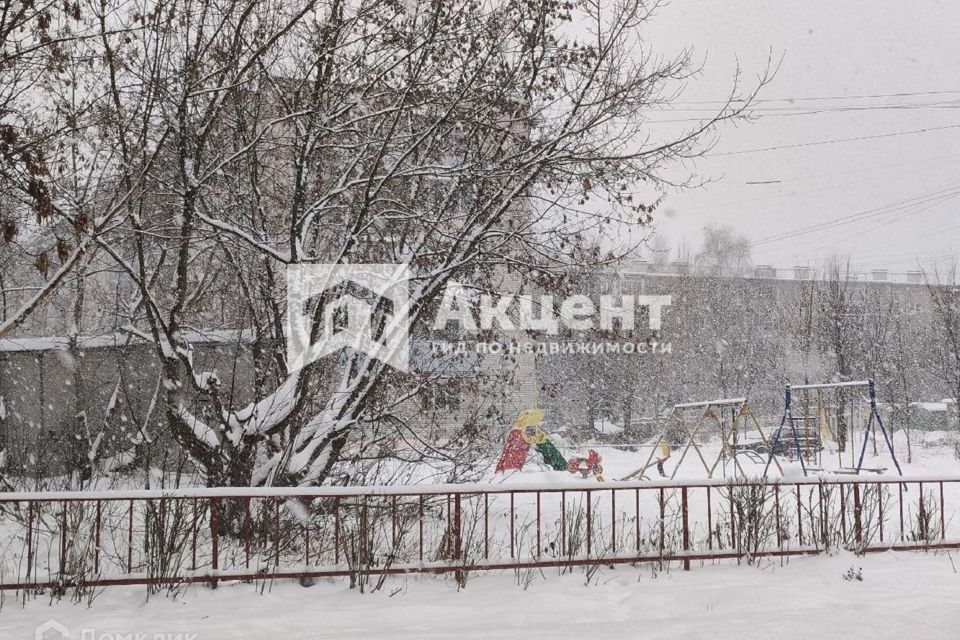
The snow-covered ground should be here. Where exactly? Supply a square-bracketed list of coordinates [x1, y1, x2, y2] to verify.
[2, 550, 957, 639]
[491, 428, 960, 485]
[1, 430, 956, 639]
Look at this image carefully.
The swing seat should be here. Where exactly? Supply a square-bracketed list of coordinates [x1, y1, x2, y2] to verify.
[733, 449, 765, 465]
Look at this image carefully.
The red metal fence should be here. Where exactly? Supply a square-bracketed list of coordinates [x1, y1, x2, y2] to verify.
[1, 476, 957, 591]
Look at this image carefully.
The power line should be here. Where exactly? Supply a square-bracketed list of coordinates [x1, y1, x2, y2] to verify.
[645, 102, 960, 124]
[752, 189, 959, 250]
[708, 123, 960, 157]
[659, 101, 960, 114]
[673, 88, 960, 106]
[826, 220, 960, 263]
[806, 196, 959, 254]
[766, 190, 957, 251]
[682, 156, 960, 214]
[747, 185, 960, 248]
[725, 151, 960, 185]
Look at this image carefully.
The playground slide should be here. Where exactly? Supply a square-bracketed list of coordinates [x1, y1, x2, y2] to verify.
[534, 439, 568, 471]
[495, 426, 568, 472]
[495, 429, 529, 473]
[495, 410, 604, 478]
[495, 409, 569, 473]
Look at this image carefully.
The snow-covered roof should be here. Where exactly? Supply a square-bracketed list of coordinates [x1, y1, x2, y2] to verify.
[620, 261, 930, 286]
[0, 328, 252, 353]
[908, 401, 956, 413]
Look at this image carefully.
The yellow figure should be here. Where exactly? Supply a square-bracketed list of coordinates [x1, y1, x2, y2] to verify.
[515, 409, 549, 444]
[514, 409, 545, 429]
[659, 438, 670, 459]
[520, 424, 549, 445]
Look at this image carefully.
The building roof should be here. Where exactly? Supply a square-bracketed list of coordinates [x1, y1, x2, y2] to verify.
[0, 328, 252, 353]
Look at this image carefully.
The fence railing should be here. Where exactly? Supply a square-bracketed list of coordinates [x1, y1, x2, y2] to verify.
[1, 476, 958, 591]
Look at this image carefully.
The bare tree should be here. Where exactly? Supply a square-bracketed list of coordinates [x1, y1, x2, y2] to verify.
[924, 264, 960, 432]
[694, 224, 753, 277]
[816, 258, 861, 451]
[2, 0, 770, 488]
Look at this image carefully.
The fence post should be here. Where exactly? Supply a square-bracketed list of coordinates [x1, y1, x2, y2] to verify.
[335, 496, 341, 565]
[940, 481, 945, 541]
[610, 490, 617, 555]
[853, 483, 862, 547]
[561, 491, 567, 555]
[274, 498, 281, 569]
[243, 498, 252, 569]
[26, 501, 34, 583]
[127, 499, 134, 573]
[510, 492, 515, 558]
[361, 496, 369, 567]
[191, 498, 198, 571]
[210, 498, 220, 589]
[94, 500, 102, 574]
[682, 487, 690, 571]
[536, 492, 542, 556]
[898, 482, 904, 541]
[660, 488, 667, 553]
[454, 493, 463, 584]
[419, 495, 425, 562]
[728, 487, 736, 550]
[878, 486, 884, 543]
[918, 482, 927, 542]
[795, 484, 803, 547]
[774, 485, 781, 547]
[706, 488, 713, 550]
[818, 483, 827, 548]
[586, 489, 593, 557]
[483, 493, 489, 560]
[59, 500, 67, 582]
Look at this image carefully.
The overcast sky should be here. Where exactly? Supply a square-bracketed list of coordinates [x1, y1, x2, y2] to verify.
[632, 0, 960, 274]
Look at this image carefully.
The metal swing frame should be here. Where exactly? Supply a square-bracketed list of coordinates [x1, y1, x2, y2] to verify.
[631, 397, 783, 480]
[763, 379, 904, 478]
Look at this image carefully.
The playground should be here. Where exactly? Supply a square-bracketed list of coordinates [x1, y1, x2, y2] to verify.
[1, 378, 957, 640]
[492, 380, 932, 486]
[3, 379, 956, 590]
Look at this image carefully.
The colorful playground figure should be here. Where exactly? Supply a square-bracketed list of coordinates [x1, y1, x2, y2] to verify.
[496, 410, 599, 478]
[496, 409, 567, 472]
[567, 449, 605, 481]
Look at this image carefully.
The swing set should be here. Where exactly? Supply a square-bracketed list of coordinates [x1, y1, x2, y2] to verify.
[762, 379, 903, 478]
[621, 397, 783, 480]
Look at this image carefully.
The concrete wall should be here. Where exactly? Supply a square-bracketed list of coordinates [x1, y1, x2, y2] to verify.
[0, 337, 255, 475]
